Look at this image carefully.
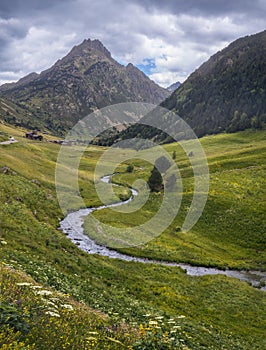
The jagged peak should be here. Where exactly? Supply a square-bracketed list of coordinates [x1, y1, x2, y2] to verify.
[82, 39, 111, 57]
[54, 38, 113, 68]
[69, 38, 112, 58]
[126, 63, 134, 69]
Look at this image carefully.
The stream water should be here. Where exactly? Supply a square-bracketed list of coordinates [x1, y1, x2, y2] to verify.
[60, 175, 266, 291]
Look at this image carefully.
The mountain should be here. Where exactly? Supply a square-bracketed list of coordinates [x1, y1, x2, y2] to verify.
[163, 30, 266, 137]
[0, 73, 39, 92]
[0, 39, 169, 134]
[112, 30, 266, 145]
[167, 81, 181, 92]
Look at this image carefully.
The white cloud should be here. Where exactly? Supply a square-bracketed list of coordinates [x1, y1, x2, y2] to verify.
[11, 27, 77, 72]
[0, 0, 265, 86]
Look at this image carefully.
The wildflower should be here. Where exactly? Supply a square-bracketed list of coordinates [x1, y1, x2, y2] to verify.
[139, 324, 145, 337]
[0, 240, 7, 245]
[36, 290, 53, 296]
[155, 315, 164, 320]
[16, 282, 32, 286]
[164, 331, 169, 343]
[149, 320, 158, 325]
[167, 319, 176, 324]
[177, 315, 186, 318]
[45, 310, 60, 317]
[62, 304, 73, 311]
[46, 301, 58, 308]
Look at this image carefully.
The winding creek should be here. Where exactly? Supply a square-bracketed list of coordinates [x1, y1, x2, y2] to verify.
[60, 175, 266, 292]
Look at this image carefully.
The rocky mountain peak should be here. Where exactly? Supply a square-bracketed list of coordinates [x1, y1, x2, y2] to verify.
[0, 38, 169, 134]
[61, 38, 112, 64]
[167, 81, 181, 92]
[84, 39, 112, 57]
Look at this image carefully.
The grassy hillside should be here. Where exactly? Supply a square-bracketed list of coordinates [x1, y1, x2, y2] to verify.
[95, 130, 266, 270]
[0, 123, 265, 349]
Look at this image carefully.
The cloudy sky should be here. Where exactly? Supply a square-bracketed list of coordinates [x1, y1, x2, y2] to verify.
[0, 0, 265, 87]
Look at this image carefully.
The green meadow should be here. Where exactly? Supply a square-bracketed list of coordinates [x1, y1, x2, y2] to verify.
[0, 123, 265, 349]
[88, 130, 266, 270]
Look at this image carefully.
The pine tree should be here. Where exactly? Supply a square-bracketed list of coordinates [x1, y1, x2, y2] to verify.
[148, 166, 163, 192]
[147, 156, 171, 192]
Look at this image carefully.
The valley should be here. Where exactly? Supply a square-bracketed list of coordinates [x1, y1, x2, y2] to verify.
[0, 122, 265, 349]
[0, 29, 266, 350]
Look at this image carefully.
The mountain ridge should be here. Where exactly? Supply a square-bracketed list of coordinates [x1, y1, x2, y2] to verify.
[162, 30, 266, 136]
[109, 30, 266, 145]
[167, 81, 181, 92]
[0, 39, 169, 134]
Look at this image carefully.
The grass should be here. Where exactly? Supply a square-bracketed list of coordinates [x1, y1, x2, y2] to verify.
[0, 265, 137, 349]
[88, 130, 266, 270]
[0, 122, 266, 349]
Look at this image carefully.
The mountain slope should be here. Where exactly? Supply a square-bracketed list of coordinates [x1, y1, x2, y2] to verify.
[167, 81, 181, 92]
[0, 72, 39, 92]
[0, 39, 169, 134]
[112, 30, 266, 145]
[163, 30, 266, 137]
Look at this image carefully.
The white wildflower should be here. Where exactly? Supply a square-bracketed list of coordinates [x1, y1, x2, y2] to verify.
[149, 320, 158, 325]
[46, 301, 58, 308]
[0, 240, 7, 245]
[16, 282, 32, 286]
[62, 304, 73, 311]
[45, 310, 60, 317]
[36, 290, 53, 296]
[168, 320, 176, 324]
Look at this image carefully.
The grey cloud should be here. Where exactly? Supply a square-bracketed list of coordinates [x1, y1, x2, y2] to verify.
[125, 0, 266, 18]
[0, 0, 69, 17]
[0, 18, 28, 40]
[0, 0, 265, 87]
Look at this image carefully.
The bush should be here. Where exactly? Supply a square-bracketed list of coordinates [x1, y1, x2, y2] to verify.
[126, 164, 134, 173]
